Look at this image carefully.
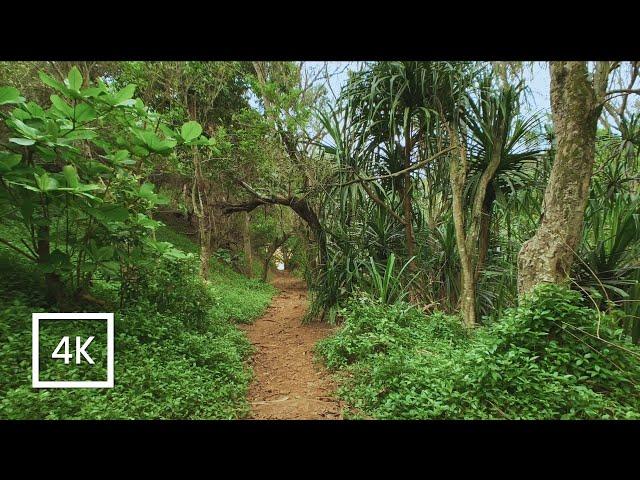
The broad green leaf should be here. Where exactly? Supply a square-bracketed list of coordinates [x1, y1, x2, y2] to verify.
[136, 213, 161, 229]
[100, 261, 120, 274]
[74, 103, 97, 123]
[61, 129, 97, 141]
[9, 138, 36, 146]
[24, 101, 46, 118]
[93, 245, 115, 261]
[38, 71, 67, 93]
[50, 95, 74, 117]
[84, 160, 111, 175]
[181, 121, 203, 142]
[139, 130, 177, 153]
[155, 194, 169, 205]
[0, 87, 25, 105]
[67, 67, 83, 92]
[62, 165, 79, 188]
[88, 204, 129, 222]
[0, 152, 22, 172]
[12, 118, 41, 139]
[139, 182, 155, 198]
[11, 108, 31, 121]
[81, 86, 106, 98]
[39, 249, 72, 273]
[34, 172, 59, 192]
[134, 98, 146, 113]
[159, 124, 177, 139]
[105, 149, 134, 165]
[112, 84, 136, 106]
[131, 145, 149, 157]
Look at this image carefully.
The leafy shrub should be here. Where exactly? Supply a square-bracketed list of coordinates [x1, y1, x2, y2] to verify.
[318, 284, 640, 419]
[0, 226, 275, 419]
[122, 255, 214, 332]
[317, 293, 465, 370]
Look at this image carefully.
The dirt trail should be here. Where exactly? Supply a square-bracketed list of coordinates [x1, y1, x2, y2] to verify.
[240, 272, 343, 420]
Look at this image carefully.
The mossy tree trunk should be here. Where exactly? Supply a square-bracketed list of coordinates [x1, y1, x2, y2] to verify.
[517, 62, 610, 295]
[449, 128, 476, 327]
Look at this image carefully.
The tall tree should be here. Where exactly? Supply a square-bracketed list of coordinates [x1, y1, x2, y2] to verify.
[517, 62, 611, 294]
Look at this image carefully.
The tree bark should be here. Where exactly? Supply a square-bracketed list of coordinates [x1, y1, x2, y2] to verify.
[242, 211, 253, 277]
[517, 62, 608, 295]
[449, 129, 476, 327]
[474, 184, 495, 283]
[403, 123, 417, 269]
[37, 225, 63, 304]
[199, 226, 212, 280]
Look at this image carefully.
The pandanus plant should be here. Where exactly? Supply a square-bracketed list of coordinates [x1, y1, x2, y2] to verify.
[462, 77, 544, 283]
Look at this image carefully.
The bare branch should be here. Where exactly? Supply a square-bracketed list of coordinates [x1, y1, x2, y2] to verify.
[605, 88, 640, 96]
[330, 146, 455, 188]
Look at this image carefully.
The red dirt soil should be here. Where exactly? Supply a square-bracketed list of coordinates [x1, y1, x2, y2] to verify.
[239, 272, 343, 420]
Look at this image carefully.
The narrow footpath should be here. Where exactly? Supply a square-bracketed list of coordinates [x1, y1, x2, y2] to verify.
[240, 272, 343, 419]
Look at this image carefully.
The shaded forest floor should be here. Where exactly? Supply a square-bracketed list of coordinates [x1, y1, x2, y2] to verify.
[240, 272, 343, 419]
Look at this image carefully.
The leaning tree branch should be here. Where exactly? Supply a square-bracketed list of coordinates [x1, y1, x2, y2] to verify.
[605, 89, 640, 96]
[359, 178, 408, 226]
[217, 180, 294, 215]
[329, 146, 456, 188]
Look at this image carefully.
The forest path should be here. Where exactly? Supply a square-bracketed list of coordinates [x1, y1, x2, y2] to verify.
[239, 272, 343, 419]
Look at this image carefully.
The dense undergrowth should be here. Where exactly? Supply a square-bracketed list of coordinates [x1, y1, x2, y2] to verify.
[0, 225, 275, 419]
[317, 285, 640, 419]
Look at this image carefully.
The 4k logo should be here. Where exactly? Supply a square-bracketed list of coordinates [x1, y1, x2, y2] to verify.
[32, 313, 114, 389]
[51, 336, 96, 365]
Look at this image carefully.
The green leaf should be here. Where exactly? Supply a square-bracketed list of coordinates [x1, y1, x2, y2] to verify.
[74, 103, 97, 123]
[24, 101, 46, 118]
[34, 172, 59, 192]
[0, 152, 22, 172]
[180, 121, 203, 142]
[61, 129, 97, 141]
[50, 95, 74, 117]
[88, 204, 129, 223]
[136, 213, 161, 229]
[62, 165, 79, 188]
[139, 130, 177, 153]
[9, 138, 35, 146]
[138, 182, 155, 198]
[81, 86, 106, 98]
[67, 67, 83, 92]
[112, 84, 136, 106]
[12, 118, 41, 139]
[38, 71, 67, 93]
[0, 87, 25, 105]
[159, 124, 178, 139]
[93, 245, 115, 261]
[106, 149, 135, 166]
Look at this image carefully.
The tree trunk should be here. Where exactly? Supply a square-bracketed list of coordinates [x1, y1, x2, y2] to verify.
[242, 211, 253, 277]
[288, 197, 327, 268]
[199, 222, 212, 280]
[403, 124, 417, 269]
[474, 182, 496, 282]
[517, 62, 607, 295]
[449, 130, 476, 327]
[37, 225, 63, 304]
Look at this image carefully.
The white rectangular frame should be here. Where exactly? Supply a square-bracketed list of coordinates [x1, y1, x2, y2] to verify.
[32, 312, 114, 388]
